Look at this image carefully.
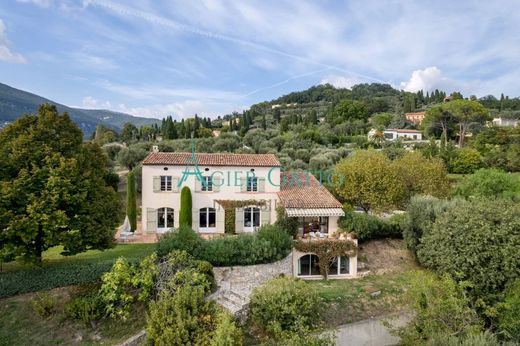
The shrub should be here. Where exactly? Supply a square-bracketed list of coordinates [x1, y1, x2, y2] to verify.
[449, 147, 483, 174]
[402, 196, 463, 258]
[146, 285, 223, 346]
[65, 293, 104, 324]
[338, 211, 401, 241]
[426, 331, 506, 346]
[99, 253, 159, 320]
[392, 273, 483, 345]
[210, 312, 243, 346]
[498, 280, 520, 342]
[250, 277, 321, 336]
[417, 199, 520, 302]
[156, 226, 203, 258]
[31, 292, 57, 318]
[126, 171, 137, 231]
[179, 186, 192, 227]
[256, 224, 293, 260]
[454, 168, 520, 200]
[275, 206, 299, 238]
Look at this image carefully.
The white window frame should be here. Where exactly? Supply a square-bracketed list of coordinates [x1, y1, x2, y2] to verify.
[297, 254, 321, 277]
[160, 176, 172, 192]
[246, 176, 258, 192]
[328, 256, 350, 276]
[201, 176, 213, 192]
[199, 207, 216, 232]
[243, 206, 260, 232]
[157, 207, 174, 233]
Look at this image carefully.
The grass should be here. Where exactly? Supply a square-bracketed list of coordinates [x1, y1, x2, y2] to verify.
[306, 269, 422, 326]
[0, 244, 156, 297]
[0, 286, 146, 346]
[1, 244, 156, 273]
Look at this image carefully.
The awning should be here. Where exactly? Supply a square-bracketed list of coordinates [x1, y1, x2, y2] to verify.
[285, 208, 345, 217]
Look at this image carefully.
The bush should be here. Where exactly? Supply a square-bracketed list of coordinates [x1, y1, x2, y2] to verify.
[402, 196, 464, 258]
[31, 292, 57, 318]
[179, 187, 192, 227]
[275, 206, 299, 238]
[338, 211, 401, 241]
[256, 224, 293, 261]
[449, 147, 483, 174]
[156, 226, 203, 258]
[65, 293, 104, 324]
[426, 331, 507, 346]
[250, 277, 321, 336]
[454, 168, 520, 200]
[498, 280, 520, 342]
[392, 273, 483, 346]
[210, 312, 243, 346]
[417, 199, 520, 302]
[146, 285, 226, 346]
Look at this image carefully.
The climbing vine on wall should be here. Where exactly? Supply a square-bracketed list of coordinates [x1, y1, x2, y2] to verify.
[216, 199, 268, 234]
[294, 239, 358, 279]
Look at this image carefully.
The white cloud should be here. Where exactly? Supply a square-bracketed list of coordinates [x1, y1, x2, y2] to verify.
[0, 19, 26, 64]
[82, 96, 111, 109]
[400, 66, 453, 92]
[115, 100, 245, 119]
[320, 75, 365, 89]
[16, 0, 52, 7]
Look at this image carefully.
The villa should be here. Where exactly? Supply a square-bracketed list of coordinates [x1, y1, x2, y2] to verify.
[141, 148, 357, 279]
[368, 128, 423, 141]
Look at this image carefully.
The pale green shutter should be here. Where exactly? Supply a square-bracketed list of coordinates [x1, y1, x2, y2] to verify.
[194, 178, 201, 192]
[213, 176, 221, 192]
[216, 208, 225, 233]
[235, 208, 244, 233]
[240, 177, 247, 192]
[258, 177, 266, 192]
[260, 207, 271, 226]
[172, 177, 180, 192]
[153, 176, 161, 192]
[192, 209, 199, 231]
[146, 208, 157, 232]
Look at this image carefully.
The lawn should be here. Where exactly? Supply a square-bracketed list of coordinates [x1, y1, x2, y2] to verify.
[0, 286, 146, 346]
[305, 269, 421, 326]
[0, 244, 156, 298]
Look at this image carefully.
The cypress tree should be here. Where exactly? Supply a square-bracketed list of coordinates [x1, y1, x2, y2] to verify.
[179, 186, 192, 227]
[126, 171, 137, 231]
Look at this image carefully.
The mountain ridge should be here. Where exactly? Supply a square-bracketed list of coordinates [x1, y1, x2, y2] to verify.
[0, 83, 160, 136]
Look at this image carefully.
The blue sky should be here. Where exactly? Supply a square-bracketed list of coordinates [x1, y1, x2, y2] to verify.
[0, 0, 519, 119]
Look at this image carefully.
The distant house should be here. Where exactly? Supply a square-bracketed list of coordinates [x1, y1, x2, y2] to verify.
[405, 112, 426, 125]
[212, 130, 221, 137]
[492, 117, 519, 127]
[368, 128, 423, 141]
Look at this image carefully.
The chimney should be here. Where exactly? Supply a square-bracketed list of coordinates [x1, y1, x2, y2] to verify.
[152, 145, 159, 153]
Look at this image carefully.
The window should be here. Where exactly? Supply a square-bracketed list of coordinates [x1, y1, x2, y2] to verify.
[199, 207, 216, 229]
[160, 176, 172, 191]
[246, 176, 258, 192]
[157, 207, 174, 230]
[384, 133, 394, 139]
[201, 176, 213, 192]
[244, 207, 260, 228]
[298, 216, 329, 234]
[413, 135, 417, 140]
[298, 254, 320, 276]
[328, 256, 350, 276]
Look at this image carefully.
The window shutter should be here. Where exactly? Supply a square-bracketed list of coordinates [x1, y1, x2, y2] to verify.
[260, 207, 270, 226]
[146, 208, 157, 232]
[216, 208, 225, 233]
[153, 176, 161, 192]
[192, 209, 199, 231]
[235, 208, 244, 233]
[258, 177, 266, 192]
[240, 177, 246, 192]
[172, 177, 180, 192]
[213, 176, 221, 192]
[194, 177, 201, 192]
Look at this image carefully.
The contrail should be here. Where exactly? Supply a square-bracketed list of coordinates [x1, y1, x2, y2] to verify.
[87, 0, 385, 84]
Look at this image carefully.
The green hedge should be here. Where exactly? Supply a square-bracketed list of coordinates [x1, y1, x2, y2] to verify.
[0, 245, 155, 298]
[155, 224, 293, 267]
[338, 211, 403, 242]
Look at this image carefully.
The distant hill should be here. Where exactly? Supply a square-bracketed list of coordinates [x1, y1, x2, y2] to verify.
[0, 83, 160, 136]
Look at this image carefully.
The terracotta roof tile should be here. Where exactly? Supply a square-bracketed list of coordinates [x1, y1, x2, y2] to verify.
[278, 172, 343, 209]
[142, 152, 281, 167]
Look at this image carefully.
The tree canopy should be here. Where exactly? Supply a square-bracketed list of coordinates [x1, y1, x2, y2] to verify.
[0, 104, 120, 262]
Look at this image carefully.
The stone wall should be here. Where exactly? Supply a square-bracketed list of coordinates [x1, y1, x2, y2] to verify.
[209, 254, 293, 315]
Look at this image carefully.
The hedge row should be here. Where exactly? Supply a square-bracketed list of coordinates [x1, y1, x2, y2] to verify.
[338, 211, 404, 242]
[156, 224, 293, 266]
